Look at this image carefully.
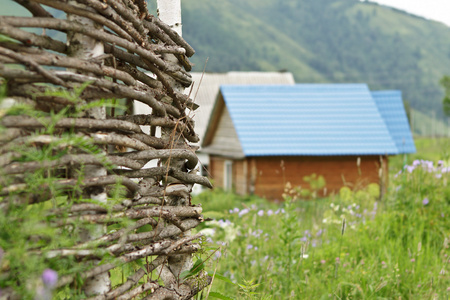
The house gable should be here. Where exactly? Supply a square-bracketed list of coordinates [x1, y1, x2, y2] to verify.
[202, 94, 244, 159]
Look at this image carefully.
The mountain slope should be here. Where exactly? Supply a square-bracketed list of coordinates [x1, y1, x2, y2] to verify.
[182, 0, 450, 123]
[2, 0, 449, 130]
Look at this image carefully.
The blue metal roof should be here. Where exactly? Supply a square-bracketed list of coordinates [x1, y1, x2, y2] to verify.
[371, 91, 416, 154]
[220, 84, 400, 156]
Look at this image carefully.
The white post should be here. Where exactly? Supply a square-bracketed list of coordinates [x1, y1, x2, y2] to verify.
[157, 0, 182, 35]
[157, 0, 195, 288]
[67, 1, 110, 296]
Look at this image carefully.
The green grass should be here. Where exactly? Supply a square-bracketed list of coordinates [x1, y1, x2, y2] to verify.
[389, 137, 450, 171]
[193, 138, 450, 299]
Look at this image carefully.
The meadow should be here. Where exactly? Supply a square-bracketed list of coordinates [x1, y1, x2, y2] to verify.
[192, 138, 450, 299]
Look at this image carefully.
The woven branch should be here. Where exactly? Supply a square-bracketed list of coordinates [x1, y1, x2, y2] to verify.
[0, 0, 211, 298]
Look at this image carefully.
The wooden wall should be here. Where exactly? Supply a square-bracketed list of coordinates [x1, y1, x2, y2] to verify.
[209, 155, 388, 200]
[209, 156, 225, 189]
[233, 159, 247, 195]
[209, 157, 248, 194]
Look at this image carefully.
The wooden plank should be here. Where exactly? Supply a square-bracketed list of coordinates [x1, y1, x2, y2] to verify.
[209, 156, 224, 189]
[251, 156, 384, 200]
[233, 159, 247, 195]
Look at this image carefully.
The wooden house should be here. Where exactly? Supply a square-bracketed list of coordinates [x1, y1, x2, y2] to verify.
[201, 84, 415, 200]
[133, 72, 295, 193]
[188, 72, 295, 176]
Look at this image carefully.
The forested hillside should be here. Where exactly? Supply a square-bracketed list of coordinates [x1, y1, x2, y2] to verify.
[3, 0, 450, 131]
[181, 0, 450, 124]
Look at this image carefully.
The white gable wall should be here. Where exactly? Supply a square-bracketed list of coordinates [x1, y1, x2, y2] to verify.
[203, 106, 244, 158]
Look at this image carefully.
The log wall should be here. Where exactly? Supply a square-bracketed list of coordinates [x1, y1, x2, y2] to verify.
[209, 155, 388, 200]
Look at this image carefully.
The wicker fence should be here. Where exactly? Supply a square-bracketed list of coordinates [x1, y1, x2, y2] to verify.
[0, 0, 211, 298]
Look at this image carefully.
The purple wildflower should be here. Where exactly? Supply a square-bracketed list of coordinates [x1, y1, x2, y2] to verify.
[424, 160, 434, 172]
[42, 269, 58, 289]
[217, 219, 231, 227]
[406, 165, 415, 173]
[257, 210, 264, 217]
[251, 230, 262, 238]
[316, 229, 323, 237]
[267, 209, 273, 216]
[422, 198, 429, 206]
[238, 208, 249, 217]
[246, 244, 253, 250]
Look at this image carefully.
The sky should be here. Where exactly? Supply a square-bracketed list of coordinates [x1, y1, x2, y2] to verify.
[369, 0, 450, 27]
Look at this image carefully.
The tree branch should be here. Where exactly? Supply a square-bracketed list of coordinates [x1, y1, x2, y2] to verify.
[117, 148, 198, 170]
[62, 206, 202, 224]
[0, 47, 67, 86]
[117, 166, 212, 188]
[0, 43, 136, 85]
[0, 16, 190, 85]
[1, 115, 143, 133]
[31, 0, 134, 42]
[3, 153, 143, 175]
[0, 22, 67, 53]
[13, 0, 54, 18]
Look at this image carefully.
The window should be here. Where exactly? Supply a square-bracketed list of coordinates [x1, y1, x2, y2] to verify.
[224, 160, 233, 191]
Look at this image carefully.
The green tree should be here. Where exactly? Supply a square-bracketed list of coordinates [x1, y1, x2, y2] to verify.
[440, 76, 450, 115]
